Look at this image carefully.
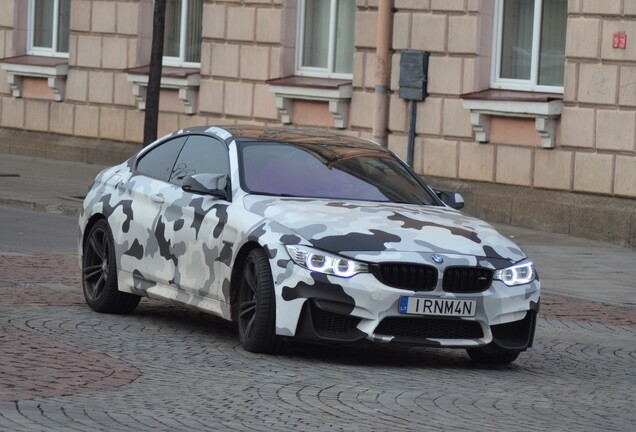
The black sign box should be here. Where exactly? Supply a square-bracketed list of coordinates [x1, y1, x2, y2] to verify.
[398, 50, 429, 101]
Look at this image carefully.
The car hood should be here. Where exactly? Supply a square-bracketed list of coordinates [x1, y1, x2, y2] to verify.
[243, 195, 525, 262]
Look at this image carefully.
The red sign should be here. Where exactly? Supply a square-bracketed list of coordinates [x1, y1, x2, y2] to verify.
[613, 33, 627, 49]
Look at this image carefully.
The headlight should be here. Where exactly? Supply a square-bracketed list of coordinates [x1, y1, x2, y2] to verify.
[285, 245, 369, 278]
[493, 261, 536, 286]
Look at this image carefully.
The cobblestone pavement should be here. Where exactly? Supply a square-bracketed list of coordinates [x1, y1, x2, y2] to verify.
[1, 250, 635, 432]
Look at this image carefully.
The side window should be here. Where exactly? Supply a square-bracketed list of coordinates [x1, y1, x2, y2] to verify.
[163, 0, 203, 66]
[29, 0, 71, 57]
[492, 0, 567, 92]
[136, 136, 187, 181]
[296, 0, 356, 78]
[169, 135, 229, 186]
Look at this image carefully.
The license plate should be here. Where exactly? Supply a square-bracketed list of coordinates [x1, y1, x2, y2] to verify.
[399, 297, 476, 317]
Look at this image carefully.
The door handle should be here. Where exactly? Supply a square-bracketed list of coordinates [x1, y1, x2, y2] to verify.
[151, 194, 165, 204]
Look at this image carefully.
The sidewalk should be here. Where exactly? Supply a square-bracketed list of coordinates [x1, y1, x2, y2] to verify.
[1, 152, 634, 308]
[0, 153, 105, 217]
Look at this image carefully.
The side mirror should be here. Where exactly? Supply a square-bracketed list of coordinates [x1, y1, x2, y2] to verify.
[182, 173, 229, 200]
[435, 190, 464, 209]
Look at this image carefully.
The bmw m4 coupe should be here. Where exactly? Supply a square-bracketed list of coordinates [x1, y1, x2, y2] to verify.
[79, 126, 540, 364]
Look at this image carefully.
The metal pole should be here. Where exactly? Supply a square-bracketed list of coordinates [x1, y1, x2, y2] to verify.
[143, 0, 167, 146]
[406, 100, 417, 167]
[372, 0, 393, 147]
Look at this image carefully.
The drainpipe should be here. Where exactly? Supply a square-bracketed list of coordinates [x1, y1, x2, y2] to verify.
[372, 0, 392, 147]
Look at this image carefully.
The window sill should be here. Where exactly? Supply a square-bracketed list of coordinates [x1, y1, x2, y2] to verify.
[126, 66, 201, 115]
[267, 76, 352, 129]
[0, 55, 69, 101]
[461, 89, 563, 148]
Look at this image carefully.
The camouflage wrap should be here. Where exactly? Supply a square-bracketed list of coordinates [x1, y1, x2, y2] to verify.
[79, 126, 540, 349]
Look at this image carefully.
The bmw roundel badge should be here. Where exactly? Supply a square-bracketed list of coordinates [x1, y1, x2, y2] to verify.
[431, 254, 444, 264]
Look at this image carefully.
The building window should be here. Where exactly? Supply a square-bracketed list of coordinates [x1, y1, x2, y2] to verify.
[492, 0, 567, 93]
[296, 0, 356, 79]
[28, 0, 70, 57]
[163, 0, 203, 67]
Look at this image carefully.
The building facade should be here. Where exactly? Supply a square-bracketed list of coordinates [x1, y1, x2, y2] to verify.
[0, 0, 635, 245]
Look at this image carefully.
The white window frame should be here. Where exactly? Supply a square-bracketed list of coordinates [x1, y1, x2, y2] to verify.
[163, 0, 201, 68]
[27, 0, 69, 58]
[295, 0, 354, 80]
[491, 0, 564, 94]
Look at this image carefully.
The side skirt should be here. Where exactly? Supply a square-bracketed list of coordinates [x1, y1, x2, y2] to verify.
[118, 269, 232, 320]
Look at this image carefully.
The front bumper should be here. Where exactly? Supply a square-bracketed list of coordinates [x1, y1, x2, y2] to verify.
[293, 298, 539, 351]
[273, 261, 540, 350]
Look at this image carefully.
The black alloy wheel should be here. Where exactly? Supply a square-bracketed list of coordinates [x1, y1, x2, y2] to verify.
[82, 219, 140, 314]
[238, 248, 281, 353]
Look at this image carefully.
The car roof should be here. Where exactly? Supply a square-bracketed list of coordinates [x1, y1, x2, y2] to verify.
[179, 125, 389, 152]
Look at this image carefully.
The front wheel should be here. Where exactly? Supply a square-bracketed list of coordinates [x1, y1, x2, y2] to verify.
[237, 249, 281, 354]
[82, 219, 140, 314]
[466, 346, 520, 365]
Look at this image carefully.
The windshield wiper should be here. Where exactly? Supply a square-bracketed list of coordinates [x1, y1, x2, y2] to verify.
[252, 191, 300, 198]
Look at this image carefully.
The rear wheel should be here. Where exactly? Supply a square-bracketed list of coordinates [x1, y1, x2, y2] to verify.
[83, 219, 140, 314]
[238, 249, 281, 353]
[466, 346, 520, 365]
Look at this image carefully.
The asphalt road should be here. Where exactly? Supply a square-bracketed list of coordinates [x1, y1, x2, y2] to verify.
[0, 206, 77, 253]
[0, 207, 635, 431]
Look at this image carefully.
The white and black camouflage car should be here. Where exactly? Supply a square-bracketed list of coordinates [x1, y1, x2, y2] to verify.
[79, 126, 540, 364]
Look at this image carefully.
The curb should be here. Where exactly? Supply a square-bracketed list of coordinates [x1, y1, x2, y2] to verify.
[0, 198, 81, 218]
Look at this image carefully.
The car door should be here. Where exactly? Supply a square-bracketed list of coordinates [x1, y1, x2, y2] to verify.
[151, 134, 231, 302]
[118, 136, 187, 284]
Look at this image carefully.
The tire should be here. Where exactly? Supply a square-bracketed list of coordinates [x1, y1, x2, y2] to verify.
[238, 248, 281, 354]
[466, 346, 520, 365]
[82, 219, 141, 314]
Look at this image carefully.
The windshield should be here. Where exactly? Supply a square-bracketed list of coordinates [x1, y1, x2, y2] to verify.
[240, 141, 437, 205]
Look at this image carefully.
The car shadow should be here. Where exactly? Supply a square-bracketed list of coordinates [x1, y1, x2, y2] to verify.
[281, 341, 522, 371]
[132, 299, 522, 371]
